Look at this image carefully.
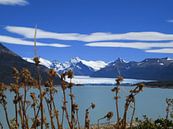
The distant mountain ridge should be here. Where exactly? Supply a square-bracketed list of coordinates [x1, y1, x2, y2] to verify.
[23, 56, 173, 81]
[92, 57, 173, 81]
[0, 44, 61, 85]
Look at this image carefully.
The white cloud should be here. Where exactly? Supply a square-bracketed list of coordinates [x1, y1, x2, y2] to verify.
[0, 0, 28, 6]
[0, 35, 70, 47]
[5, 26, 173, 42]
[3, 26, 173, 53]
[5, 26, 83, 41]
[81, 32, 173, 42]
[85, 42, 173, 50]
[167, 19, 173, 23]
[145, 48, 173, 54]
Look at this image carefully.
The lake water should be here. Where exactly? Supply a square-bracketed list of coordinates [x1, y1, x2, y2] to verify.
[0, 78, 173, 128]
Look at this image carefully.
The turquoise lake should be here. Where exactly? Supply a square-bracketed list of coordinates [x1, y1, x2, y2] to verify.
[0, 83, 173, 128]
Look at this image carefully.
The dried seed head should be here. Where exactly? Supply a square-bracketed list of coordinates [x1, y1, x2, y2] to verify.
[30, 92, 36, 100]
[111, 87, 117, 92]
[49, 69, 56, 77]
[44, 81, 50, 87]
[35, 117, 41, 127]
[73, 103, 79, 110]
[21, 68, 31, 76]
[12, 85, 19, 93]
[40, 91, 46, 99]
[12, 67, 19, 80]
[91, 103, 96, 109]
[21, 68, 32, 84]
[33, 57, 40, 65]
[67, 70, 74, 79]
[61, 73, 66, 81]
[115, 76, 124, 85]
[128, 94, 134, 101]
[44, 79, 53, 88]
[106, 112, 113, 120]
[10, 83, 18, 93]
[132, 83, 144, 93]
[12, 67, 19, 73]
[116, 76, 124, 82]
[137, 83, 144, 88]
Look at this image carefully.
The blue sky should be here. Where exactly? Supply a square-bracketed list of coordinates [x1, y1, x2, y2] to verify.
[0, 0, 173, 62]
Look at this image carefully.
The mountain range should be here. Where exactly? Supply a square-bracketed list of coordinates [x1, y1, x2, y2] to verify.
[0, 43, 172, 83]
[23, 57, 107, 76]
[0, 44, 61, 85]
[23, 56, 173, 81]
[92, 58, 173, 81]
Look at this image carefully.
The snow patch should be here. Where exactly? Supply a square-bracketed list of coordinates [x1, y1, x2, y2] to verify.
[160, 63, 164, 65]
[23, 57, 52, 68]
[39, 58, 52, 68]
[166, 57, 173, 61]
[23, 57, 34, 63]
[80, 60, 107, 71]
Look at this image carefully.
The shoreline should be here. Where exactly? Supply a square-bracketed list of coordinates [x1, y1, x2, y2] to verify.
[140, 81, 173, 89]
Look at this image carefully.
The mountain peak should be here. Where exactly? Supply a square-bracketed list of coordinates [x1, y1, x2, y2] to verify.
[115, 58, 127, 63]
[70, 57, 82, 63]
[165, 57, 173, 61]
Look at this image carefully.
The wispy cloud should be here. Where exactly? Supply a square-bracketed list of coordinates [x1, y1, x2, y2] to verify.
[80, 32, 173, 42]
[5, 26, 173, 42]
[5, 26, 83, 41]
[0, 0, 28, 6]
[145, 48, 173, 53]
[85, 42, 173, 49]
[0, 35, 70, 47]
[167, 19, 173, 23]
[3, 26, 173, 53]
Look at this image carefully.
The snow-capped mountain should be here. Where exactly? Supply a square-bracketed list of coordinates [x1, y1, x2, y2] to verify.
[92, 57, 173, 81]
[68, 57, 107, 71]
[50, 57, 107, 75]
[23, 57, 108, 76]
[23, 56, 173, 80]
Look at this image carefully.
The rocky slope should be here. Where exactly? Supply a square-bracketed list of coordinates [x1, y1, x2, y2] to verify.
[0, 44, 61, 85]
